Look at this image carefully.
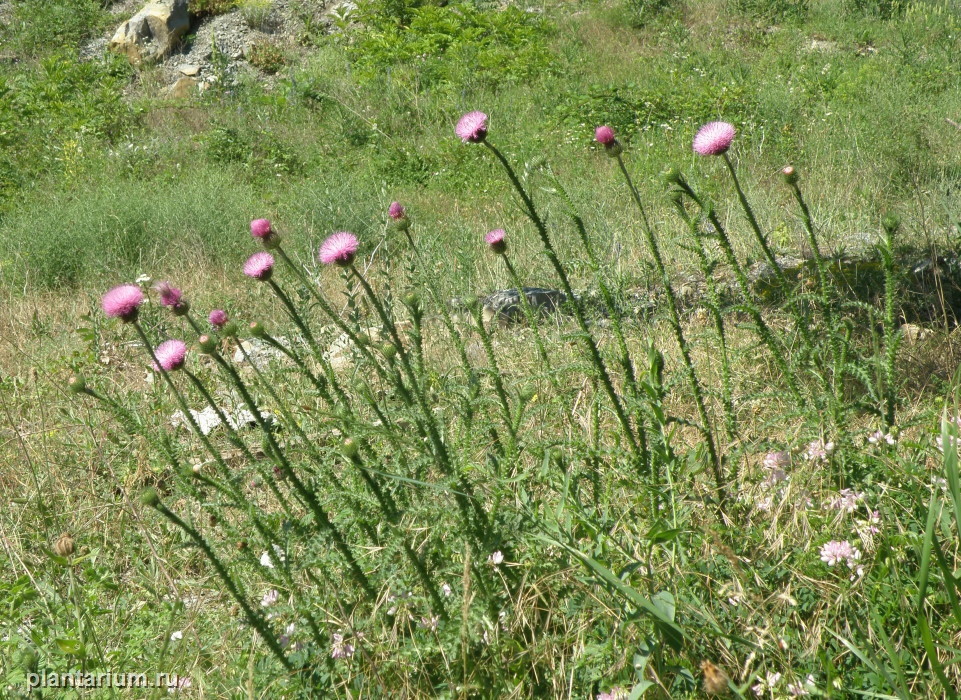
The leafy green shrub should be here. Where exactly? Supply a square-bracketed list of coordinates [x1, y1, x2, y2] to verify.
[239, 0, 274, 29]
[0, 53, 134, 212]
[190, 0, 240, 16]
[1, 0, 109, 57]
[247, 39, 289, 74]
[345, 1, 556, 87]
[729, 0, 808, 22]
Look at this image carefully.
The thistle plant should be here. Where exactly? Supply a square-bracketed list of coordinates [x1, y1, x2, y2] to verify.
[64, 106, 939, 696]
[457, 110, 650, 473]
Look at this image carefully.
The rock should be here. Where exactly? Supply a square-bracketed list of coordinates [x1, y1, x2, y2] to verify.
[178, 63, 200, 75]
[108, 0, 190, 66]
[450, 288, 570, 327]
[164, 76, 197, 99]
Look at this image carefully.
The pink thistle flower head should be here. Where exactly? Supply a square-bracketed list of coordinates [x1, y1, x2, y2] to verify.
[693, 121, 736, 156]
[456, 111, 488, 143]
[388, 202, 406, 220]
[595, 125, 616, 145]
[208, 309, 228, 328]
[154, 281, 187, 314]
[250, 218, 273, 239]
[153, 339, 187, 372]
[244, 252, 275, 281]
[319, 232, 359, 266]
[485, 228, 507, 255]
[102, 284, 145, 322]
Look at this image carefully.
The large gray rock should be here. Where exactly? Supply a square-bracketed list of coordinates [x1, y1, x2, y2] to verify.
[108, 0, 189, 66]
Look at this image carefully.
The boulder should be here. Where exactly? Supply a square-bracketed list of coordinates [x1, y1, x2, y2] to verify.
[108, 0, 189, 66]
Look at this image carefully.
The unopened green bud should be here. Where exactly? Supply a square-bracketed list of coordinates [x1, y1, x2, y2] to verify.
[662, 166, 683, 184]
[342, 438, 359, 459]
[781, 165, 798, 185]
[380, 342, 397, 359]
[249, 322, 266, 338]
[172, 301, 190, 317]
[882, 213, 900, 236]
[141, 487, 160, 508]
[404, 292, 421, 309]
[197, 334, 218, 353]
[19, 648, 38, 672]
[67, 374, 87, 395]
[222, 321, 239, 337]
[604, 141, 624, 158]
[519, 385, 536, 403]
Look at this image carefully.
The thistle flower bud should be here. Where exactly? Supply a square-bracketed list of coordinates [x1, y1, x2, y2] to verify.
[342, 438, 359, 459]
[221, 321, 239, 337]
[197, 335, 217, 354]
[19, 648, 38, 672]
[519, 385, 536, 404]
[67, 374, 87, 395]
[249, 322, 267, 338]
[882, 213, 900, 236]
[404, 292, 421, 311]
[662, 166, 683, 185]
[53, 533, 75, 558]
[380, 342, 397, 359]
[781, 165, 799, 185]
[141, 488, 160, 507]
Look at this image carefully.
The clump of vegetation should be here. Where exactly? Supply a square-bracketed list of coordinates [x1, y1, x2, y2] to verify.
[4, 1, 961, 697]
[247, 38, 289, 73]
[344, 0, 557, 87]
[190, 0, 241, 17]
[239, 0, 274, 30]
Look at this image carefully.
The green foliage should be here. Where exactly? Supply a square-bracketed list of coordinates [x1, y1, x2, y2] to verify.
[345, 0, 556, 87]
[247, 39, 290, 74]
[189, 0, 240, 16]
[0, 53, 134, 211]
[730, 0, 809, 22]
[1, 0, 110, 57]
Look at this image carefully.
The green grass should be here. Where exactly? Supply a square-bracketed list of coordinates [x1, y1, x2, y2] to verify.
[3, 0, 961, 697]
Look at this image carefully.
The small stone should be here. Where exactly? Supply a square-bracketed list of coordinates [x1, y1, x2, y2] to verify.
[178, 63, 200, 76]
[164, 76, 197, 99]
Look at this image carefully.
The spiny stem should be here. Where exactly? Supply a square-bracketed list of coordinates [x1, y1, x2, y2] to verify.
[483, 140, 648, 471]
[615, 156, 724, 500]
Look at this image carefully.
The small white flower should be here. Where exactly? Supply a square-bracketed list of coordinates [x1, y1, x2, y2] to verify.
[170, 630, 183, 641]
[261, 589, 279, 607]
[488, 551, 504, 566]
[441, 582, 452, 597]
[260, 552, 274, 568]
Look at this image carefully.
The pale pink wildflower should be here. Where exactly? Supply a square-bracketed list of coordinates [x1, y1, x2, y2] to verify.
[867, 430, 895, 445]
[261, 589, 279, 607]
[166, 675, 191, 694]
[803, 439, 834, 463]
[456, 111, 488, 143]
[820, 540, 861, 568]
[828, 488, 864, 513]
[488, 550, 504, 566]
[693, 121, 736, 156]
[597, 688, 629, 700]
[318, 232, 359, 266]
[331, 632, 355, 659]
